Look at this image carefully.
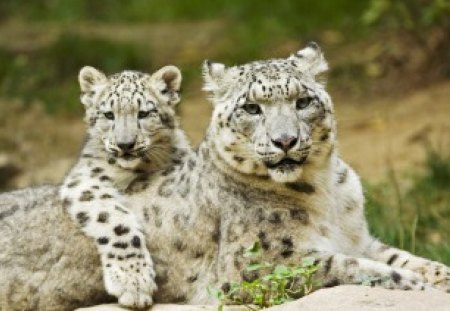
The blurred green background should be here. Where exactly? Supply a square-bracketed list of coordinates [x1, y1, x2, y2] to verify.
[0, 0, 449, 264]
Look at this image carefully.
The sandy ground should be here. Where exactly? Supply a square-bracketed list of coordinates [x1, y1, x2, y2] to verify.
[1, 79, 448, 189]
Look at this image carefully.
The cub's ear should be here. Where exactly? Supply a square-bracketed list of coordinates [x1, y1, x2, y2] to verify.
[202, 60, 227, 93]
[79, 66, 107, 93]
[151, 65, 182, 106]
[78, 66, 107, 108]
[289, 42, 328, 77]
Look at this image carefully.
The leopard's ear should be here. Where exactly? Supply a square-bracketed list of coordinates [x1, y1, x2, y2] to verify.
[78, 66, 107, 107]
[151, 65, 182, 106]
[202, 59, 227, 93]
[79, 66, 107, 93]
[289, 42, 328, 77]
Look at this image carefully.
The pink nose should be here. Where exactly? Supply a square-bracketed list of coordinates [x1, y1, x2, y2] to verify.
[271, 135, 298, 152]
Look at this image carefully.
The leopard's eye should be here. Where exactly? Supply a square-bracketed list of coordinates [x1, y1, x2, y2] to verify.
[242, 103, 262, 115]
[138, 111, 150, 119]
[104, 112, 115, 120]
[296, 97, 313, 110]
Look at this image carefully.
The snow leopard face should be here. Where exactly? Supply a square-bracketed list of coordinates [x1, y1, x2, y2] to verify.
[203, 42, 335, 182]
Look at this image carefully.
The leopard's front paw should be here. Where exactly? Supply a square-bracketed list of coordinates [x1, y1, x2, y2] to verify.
[103, 252, 157, 308]
[376, 269, 426, 291]
[414, 262, 450, 293]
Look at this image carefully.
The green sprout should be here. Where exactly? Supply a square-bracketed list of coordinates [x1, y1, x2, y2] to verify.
[209, 241, 319, 310]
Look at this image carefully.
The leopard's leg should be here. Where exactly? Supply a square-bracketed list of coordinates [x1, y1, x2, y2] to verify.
[364, 238, 450, 293]
[309, 250, 427, 291]
[60, 177, 157, 308]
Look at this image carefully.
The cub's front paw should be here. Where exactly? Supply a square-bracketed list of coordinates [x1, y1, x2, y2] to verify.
[103, 252, 157, 308]
[414, 262, 450, 293]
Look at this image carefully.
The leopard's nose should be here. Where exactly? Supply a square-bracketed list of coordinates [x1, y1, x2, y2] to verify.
[117, 141, 135, 152]
[271, 135, 298, 152]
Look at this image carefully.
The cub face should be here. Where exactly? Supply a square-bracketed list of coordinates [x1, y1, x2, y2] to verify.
[78, 65, 181, 168]
[203, 43, 335, 183]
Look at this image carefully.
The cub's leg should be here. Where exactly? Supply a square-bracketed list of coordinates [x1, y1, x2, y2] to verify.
[364, 239, 450, 292]
[60, 177, 157, 308]
[310, 251, 427, 291]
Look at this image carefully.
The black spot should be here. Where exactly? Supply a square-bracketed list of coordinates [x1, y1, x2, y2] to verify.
[91, 167, 104, 174]
[62, 198, 72, 208]
[115, 205, 129, 214]
[158, 178, 175, 197]
[126, 253, 137, 259]
[114, 225, 130, 236]
[187, 274, 199, 283]
[193, 250, 204, 259]
[79, 190, 94, 201]
[221, 282, 231, 294]
[131, 236, 141, 248]
[76, 212, 90, 226]
[155, 270, 169, 285]
[173, 239, 186, 252]
[108, 158, 117, 165]
[233, 156, 244, 163]
[337, 168, 348, 184]
[391, 271, 402, 284]
[97, 237, 109, 245]
[289, 208, 310, 225]
[212, 220, 221, 243]
[188, 158, 196, 170]
[241, 269, 259, 282]
[401, 260, 409, 268]
[324, 255, 334, 274]
[258, 231, 270, 250]
[100, 193, 113, 199]
[320, 132, 329, 141]
[99, 175, 112, 182]
[113, 242, 128, 249]
[67, 181, 79, 188]
[285, 182, 315, 194]
[268, 211, 282, 224]
[387, 254, 399, 265]
[280, 237, 294, 258]
[91, 185, 100, 190]
[107, 253, 115, 259]
[97, 212, 109, 223]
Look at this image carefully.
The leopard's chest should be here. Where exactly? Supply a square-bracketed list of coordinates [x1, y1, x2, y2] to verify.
[215, 189, 359, 282]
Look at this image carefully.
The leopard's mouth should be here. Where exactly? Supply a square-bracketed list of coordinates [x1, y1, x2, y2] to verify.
[265, 156, 307, 170]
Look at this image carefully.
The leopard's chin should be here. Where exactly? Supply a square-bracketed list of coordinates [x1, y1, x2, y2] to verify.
[268, 165, 303, 183]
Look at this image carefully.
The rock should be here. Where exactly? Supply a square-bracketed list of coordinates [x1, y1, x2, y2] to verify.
[267, 285, 450, 311]
[76, 285, 450, 311]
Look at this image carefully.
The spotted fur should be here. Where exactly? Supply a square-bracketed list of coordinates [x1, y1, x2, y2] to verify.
[0, 44, 449, 311]
[59, 65, 190, 308]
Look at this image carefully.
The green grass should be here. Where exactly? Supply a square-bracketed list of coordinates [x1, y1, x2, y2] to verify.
[209, 241, 318, 310]
[365, 150, 450, 265]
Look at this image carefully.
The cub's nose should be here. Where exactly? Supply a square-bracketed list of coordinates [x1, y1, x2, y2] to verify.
[117, 142, 136, 152]
[271, 135, 298, 152]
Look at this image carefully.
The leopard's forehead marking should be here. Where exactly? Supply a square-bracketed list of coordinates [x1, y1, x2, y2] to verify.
[229, 59, 312, 103]
[100, 71, 155, 112]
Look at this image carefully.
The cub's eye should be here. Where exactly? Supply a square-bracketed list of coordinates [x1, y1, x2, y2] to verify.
[104, 112, 115, 120]
[138, 111, 151, 119]
[242, 103, 262, 115]
[296, 97, 313, 110]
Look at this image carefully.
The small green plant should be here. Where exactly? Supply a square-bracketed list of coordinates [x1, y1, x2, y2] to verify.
[208, 241, 318, 310]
